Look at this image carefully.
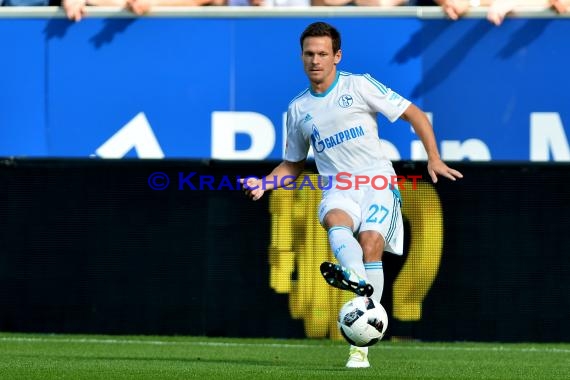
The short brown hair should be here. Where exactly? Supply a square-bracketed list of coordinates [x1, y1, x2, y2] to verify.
[300, 22, 341, 54]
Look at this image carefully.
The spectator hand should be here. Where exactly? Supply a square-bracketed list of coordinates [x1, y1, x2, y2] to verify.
[551, 0, 568, 12]
[126, 0, 152, 15]
[487, 0, 517, 25]
[441, 0, 470, 20]
[63, 0, 87, 22]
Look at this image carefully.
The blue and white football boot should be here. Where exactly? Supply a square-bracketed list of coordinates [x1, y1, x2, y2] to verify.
[319, 261, 374, 297]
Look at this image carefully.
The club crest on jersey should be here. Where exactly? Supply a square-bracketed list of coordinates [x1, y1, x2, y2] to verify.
[338, 94, 353, 108]
[311, 123, 365, 154]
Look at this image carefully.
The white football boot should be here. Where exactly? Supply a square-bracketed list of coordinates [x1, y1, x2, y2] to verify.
[346, 346, 370, 368]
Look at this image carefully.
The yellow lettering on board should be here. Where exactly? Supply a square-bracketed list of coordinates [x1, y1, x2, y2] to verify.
[393, 182, 443, 321]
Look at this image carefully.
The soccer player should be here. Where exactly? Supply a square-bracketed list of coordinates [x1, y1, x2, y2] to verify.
[241, 21, 463, 368]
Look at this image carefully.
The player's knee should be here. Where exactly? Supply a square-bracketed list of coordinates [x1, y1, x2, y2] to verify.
[323, 209, 353, 230]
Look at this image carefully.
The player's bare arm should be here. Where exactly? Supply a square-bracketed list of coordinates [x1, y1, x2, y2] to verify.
[401, 104, 464, 183]
[241, 159, 306, 201]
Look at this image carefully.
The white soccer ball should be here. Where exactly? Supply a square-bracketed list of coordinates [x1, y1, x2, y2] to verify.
[337, 296, 388, 347]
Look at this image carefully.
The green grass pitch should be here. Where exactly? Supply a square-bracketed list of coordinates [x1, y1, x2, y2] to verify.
[0, 333, 568, 379]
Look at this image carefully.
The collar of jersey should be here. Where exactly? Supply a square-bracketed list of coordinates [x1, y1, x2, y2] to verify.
[309, 71, 340, 98]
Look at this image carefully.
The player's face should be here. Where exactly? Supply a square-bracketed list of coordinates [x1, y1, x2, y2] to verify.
[302, 36, 341, 91]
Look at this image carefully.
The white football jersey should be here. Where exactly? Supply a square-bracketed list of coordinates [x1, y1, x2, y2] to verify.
[285, 71, 411, 178]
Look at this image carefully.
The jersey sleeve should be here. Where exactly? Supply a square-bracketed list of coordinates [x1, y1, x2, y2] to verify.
[284, 105, 310, 162]
[359, 73, 411, 123]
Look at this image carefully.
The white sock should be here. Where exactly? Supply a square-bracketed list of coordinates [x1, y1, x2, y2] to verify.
[328, 226, 366, 278]
[364, 261, 384, 303]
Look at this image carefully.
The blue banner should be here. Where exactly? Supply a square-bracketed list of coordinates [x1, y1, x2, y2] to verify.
[1, 15, 568, 161]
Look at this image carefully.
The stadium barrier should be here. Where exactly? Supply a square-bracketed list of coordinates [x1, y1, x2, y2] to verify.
[0, 7, 568, 161]
[1, 158, 568, 342]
